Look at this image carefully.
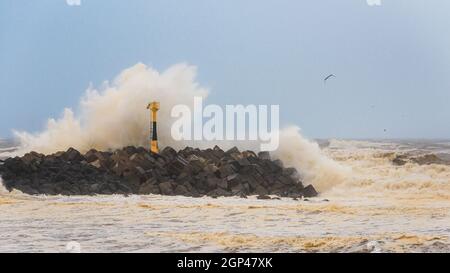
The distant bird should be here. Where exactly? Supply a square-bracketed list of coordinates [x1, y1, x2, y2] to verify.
[324, 74, 336, 84]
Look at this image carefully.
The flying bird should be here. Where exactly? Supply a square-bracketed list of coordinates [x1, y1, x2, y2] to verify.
[324, 74, 336, 84]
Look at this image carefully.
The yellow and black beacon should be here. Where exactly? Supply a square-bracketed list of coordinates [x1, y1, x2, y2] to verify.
[146, 101, 160, 153]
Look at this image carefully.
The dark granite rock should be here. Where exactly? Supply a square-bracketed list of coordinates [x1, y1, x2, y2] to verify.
[0, 145, 318, 199]
[302, 184, 318, 198]
[257, 194, 271, 200]
[159, 181, 174, 195]
[258, 151, 271, 160]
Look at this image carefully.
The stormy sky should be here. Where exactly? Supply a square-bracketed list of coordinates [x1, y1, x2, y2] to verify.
[1, 0, 449, 139]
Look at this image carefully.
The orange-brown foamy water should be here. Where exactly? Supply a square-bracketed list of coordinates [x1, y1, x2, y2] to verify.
[0, 139, 449, 252]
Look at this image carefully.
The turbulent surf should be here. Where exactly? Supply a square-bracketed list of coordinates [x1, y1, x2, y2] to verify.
[0, 139, 449, 252]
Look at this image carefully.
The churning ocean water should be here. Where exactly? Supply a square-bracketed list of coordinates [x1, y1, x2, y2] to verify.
[0, 139, 449, 253]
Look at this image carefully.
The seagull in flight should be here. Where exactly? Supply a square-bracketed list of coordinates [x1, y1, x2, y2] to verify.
[324, 74, 336, 84]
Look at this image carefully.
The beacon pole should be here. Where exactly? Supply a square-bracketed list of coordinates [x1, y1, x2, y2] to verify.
[146, 101, 160, 153]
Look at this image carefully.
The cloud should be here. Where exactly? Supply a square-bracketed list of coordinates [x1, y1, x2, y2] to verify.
[366, 0, 381, 6]
[66, 0, 81, 6]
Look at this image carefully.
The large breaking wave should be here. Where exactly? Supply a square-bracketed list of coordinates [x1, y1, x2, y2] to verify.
[9, 63, 348, 191]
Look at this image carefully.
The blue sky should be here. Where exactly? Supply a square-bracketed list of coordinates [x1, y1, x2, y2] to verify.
[0, 0, 449, 139]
